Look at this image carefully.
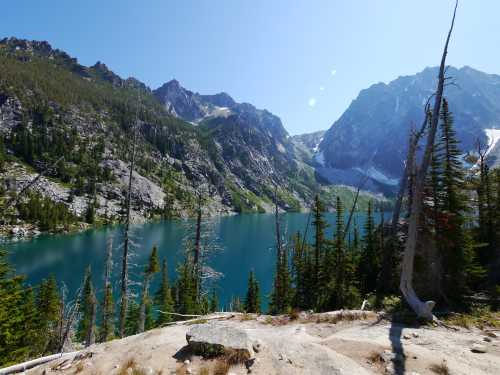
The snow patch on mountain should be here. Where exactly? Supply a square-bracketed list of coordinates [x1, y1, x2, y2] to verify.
[485, 128, 500, 157]
[355, 166, 400, 186]
[314, 151, 325, 166]
[312, 137, 324, 152]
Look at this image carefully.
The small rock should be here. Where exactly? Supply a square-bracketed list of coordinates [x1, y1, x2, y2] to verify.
[411, 332, 419, 338]
[471, 343, 488, 353]
[186, 367, 193, 374]
[483, 337, 492, 342]
[138, 366, 154, 375]
[485, 331, 498, 338]
[252, 339, 263, 353]
[410, 372, 421, 375]
[183, 360, 190, 365]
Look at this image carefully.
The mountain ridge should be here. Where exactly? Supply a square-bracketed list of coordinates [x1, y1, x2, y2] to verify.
[315, 65, 500, 193]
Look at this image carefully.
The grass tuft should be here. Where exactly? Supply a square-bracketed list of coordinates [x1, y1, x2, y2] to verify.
[213, 359, 230, 375]
[430, 360, 450, 375]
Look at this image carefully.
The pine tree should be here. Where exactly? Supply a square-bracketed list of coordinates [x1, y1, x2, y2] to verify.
[209, 288, 219, 313]
[37, 274, 62, 353]
[436, 98, 469, 304]
[244, 271, 261, 313]
[175, 256, 198, 315]
[138, 245, 160, 332]
[0, 250, 34, 365]
[331, 197, 346, 309]
[359, 201, 379, 295]
[155, 259, 175, 326]
[291, 231, 307, 309]
[312, 194, 328, 304]
[269, 245, 292, 314]
[100, 238, 114, 342]
[124, 299, 140, 336]
[78, 266, 97, 347]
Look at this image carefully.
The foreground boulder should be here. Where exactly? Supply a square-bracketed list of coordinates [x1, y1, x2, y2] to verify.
[186, 322, 254, 359]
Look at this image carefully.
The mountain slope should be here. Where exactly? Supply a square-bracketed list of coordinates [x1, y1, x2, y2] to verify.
[0, 37, 320, 228]
[317, 66, 500, 193]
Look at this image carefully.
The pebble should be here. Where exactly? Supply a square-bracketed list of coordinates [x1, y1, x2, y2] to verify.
[183, 359, 190, 365]
[253, 339, 263, 353]
[471, 343, 488, 353]
[483, 337, 492, 342]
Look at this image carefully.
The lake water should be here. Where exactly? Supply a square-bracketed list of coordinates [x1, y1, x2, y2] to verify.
[5, 212, 388, 310]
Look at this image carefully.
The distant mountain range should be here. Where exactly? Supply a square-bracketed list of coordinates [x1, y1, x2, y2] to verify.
[310, 66, 500, 193]
[1, 37, 380, 225]
[1, 37, 498, 228]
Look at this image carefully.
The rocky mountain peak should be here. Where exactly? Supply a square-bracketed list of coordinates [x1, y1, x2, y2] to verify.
[316, 65, 500, 194]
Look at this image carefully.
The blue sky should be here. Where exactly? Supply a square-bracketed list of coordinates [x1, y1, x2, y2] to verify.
[2, 1, 498, 135]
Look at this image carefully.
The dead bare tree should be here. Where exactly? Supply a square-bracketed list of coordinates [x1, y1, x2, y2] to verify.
[343, 176, 368, 241]
[57, 285, 83, 353]
[399, 0, 458, 320]
[119, 95, 140, 338]
[391, 108, 431, 236]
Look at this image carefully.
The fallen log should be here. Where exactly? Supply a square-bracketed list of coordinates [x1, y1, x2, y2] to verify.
[0, 351, 79, 375]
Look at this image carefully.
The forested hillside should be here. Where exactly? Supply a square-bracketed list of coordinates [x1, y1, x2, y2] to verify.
[0, 37, 383, 235]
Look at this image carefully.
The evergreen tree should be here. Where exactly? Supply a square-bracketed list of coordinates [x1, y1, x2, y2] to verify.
[77, 266, 97, 347]
[175, 256, 198, 315]
[209, 288, 219, 313]
[138, 246, 160, 332]
[100, 284, 114, 341]
[331, 197, 346, 309]
[244, 270, 261, 313]
[358, 201, 379, 295]
[436, 98, 469, 304]
[269, 245, 292, 314]
[155, 259, 175, 326]
[124, 299, 140, 336]
[312, 194, 328, 304]
[0, 250, 34, 365]
[291, 231, 308, 309]
[37, 274, 62, 353]
[100, 238, 114, 342]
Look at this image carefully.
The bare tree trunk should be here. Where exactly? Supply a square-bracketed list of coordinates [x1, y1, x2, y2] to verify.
[58, 287, 83, 353]
[400, 0, 458, 320]
[119, 101, 140, 338]
[343, 177, 368, 241]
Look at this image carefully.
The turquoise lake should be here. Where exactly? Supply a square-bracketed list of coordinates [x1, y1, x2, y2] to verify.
[5, 212, 388, 310]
